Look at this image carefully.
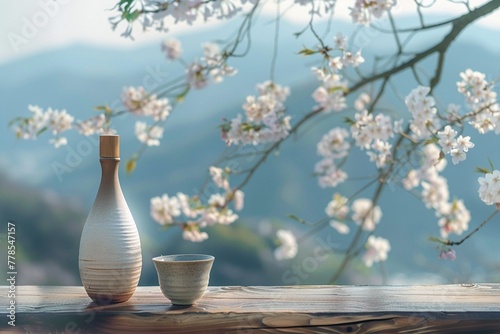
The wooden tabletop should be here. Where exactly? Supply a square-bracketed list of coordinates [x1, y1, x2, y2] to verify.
[1, 284, 500, 333]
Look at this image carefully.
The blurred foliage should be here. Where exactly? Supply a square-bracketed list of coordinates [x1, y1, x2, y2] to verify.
[0, 172, 85, 284]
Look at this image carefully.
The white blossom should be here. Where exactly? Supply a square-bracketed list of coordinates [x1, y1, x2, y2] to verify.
[135, 121, 164, 146]
[405, 86, 440, 140]
[201, 207, 238, 225]
[183, 226, 209, 242]
[15, 105, 74, 148]
[186, 62, 208, 89]
[350, 0, 395, 25]
[367, 139, 392, 168]
[438, 199, 470, 238]
[351, 198, 382, 231]
[325, 193, 350, 234]
[177, 192, 199, 218]
[437, 125, 474, 165]
[457, 69, 499, 134]
[478, 170, 500, 205]
[234, 190, 244, 211]
[274, 229, 298, 260]
[317, 127, 350, 158]
[354, 93, 371, 111]
[49, 137, 67, 148]
[122, 86, 171, 121]
[341, 50, 364, 67]
[314, 158, 348, 188]
[162, 38, 182, 60]
[76, 114, 107, 136]
[362, 235, 391, 267]
[208, 193, 226, 207]
[312, 72, 348, 113]
[150, 194, 181, 225]
[439, 249, 456, 260]
[333, 32, 347, 49]
[329, 57, 343, 71]
[222, 81, 291, 146]
[46, 108, 74, 135]
[330, 221, 350, 234]
[325, 193, 349, 219]
[421, 176, 449, 213]
[351, 110, 394, 150]
[209, 166, 230, 190]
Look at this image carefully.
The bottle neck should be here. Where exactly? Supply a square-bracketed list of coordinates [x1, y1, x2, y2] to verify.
[99, 158, 120, 192]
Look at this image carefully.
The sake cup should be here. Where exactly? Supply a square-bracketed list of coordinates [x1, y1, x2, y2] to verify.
[152, 254, 214, 305]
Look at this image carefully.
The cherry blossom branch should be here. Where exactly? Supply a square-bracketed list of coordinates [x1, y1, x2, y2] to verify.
[438, 209, 500, 246]
[348, 0, 500, 95]
[234, 107, 324, 191]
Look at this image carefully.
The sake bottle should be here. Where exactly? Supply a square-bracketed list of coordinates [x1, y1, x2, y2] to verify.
[79, 134, 142, 304]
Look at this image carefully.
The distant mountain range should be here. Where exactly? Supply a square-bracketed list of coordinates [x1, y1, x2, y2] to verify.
[1, 16, 500, 286]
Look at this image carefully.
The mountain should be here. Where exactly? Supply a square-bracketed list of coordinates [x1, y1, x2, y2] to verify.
[1, 16, 500, 286]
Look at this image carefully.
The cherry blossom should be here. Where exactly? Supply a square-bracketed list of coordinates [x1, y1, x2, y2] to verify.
[113, 0, 244, 36]
[234, 190, 244, 211]
[350, 110, 395, 150]
[367, 139, 392, 169]
[274, 229, 298, 260]
[312, 72, 348, 113]
[325, 193, 350, 234]
[421, 176, 450, 213]
[351, 198, 382, 231]
[122, 86, 171, 121]
[437, 125, 474, 165]
[135, 121, 164, 146]
[221, 81, 291, 146]
[350, 0, 395, 25]
[478, 170, 500, 205]
[49, 137, 68, 148]
[438, 199, 470, 238]
[333, 32, 347, 50]
[150, 194, 181, 225]
[457, 69, 499, 134]
[183, 226, 209, 242]
[362, 235, 391, 267]
[405, 86, 441, 140]
[341, 50, 364, 67]
[314, 158, 348, 188]
[354, 93, 371, 111]
[149, 164, 244, 240]
[317, 127, 350, 159]
[76, 114, 107, 136]
[439, 248, 456, 260]
[330, 221, 350, 234]
[210, 166, 230, 190]
[177, 192, 200, 218]
[162, 38, 182, 60]
[325, 193, 349, 219]
[14, 105, 74, 148]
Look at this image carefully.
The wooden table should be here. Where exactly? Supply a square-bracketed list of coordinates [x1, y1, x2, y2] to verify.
[1, 284, 500, 333]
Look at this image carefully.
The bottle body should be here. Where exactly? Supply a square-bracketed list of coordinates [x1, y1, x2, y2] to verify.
[79, 136, 142, 304]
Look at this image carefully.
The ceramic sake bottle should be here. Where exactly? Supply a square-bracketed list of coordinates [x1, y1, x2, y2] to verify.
[79, 134, 142, 304]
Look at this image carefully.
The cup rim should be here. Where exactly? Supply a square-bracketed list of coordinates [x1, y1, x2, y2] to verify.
[152, 254, 214, 263]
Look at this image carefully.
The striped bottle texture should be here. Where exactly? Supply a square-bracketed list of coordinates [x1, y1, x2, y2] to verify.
[79, 135, 142, 304]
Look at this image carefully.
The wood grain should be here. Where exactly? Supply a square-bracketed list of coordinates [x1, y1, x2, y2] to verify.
[1, 285, 500, 333]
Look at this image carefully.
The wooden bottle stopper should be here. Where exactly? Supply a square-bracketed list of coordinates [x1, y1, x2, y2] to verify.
[100, 135, 120, 158]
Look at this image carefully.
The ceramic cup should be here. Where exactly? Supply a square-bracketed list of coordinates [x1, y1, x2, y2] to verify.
[152, 254, 214, 305]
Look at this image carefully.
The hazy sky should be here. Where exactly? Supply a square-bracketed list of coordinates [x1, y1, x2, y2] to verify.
[1, 0, 499, 64]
